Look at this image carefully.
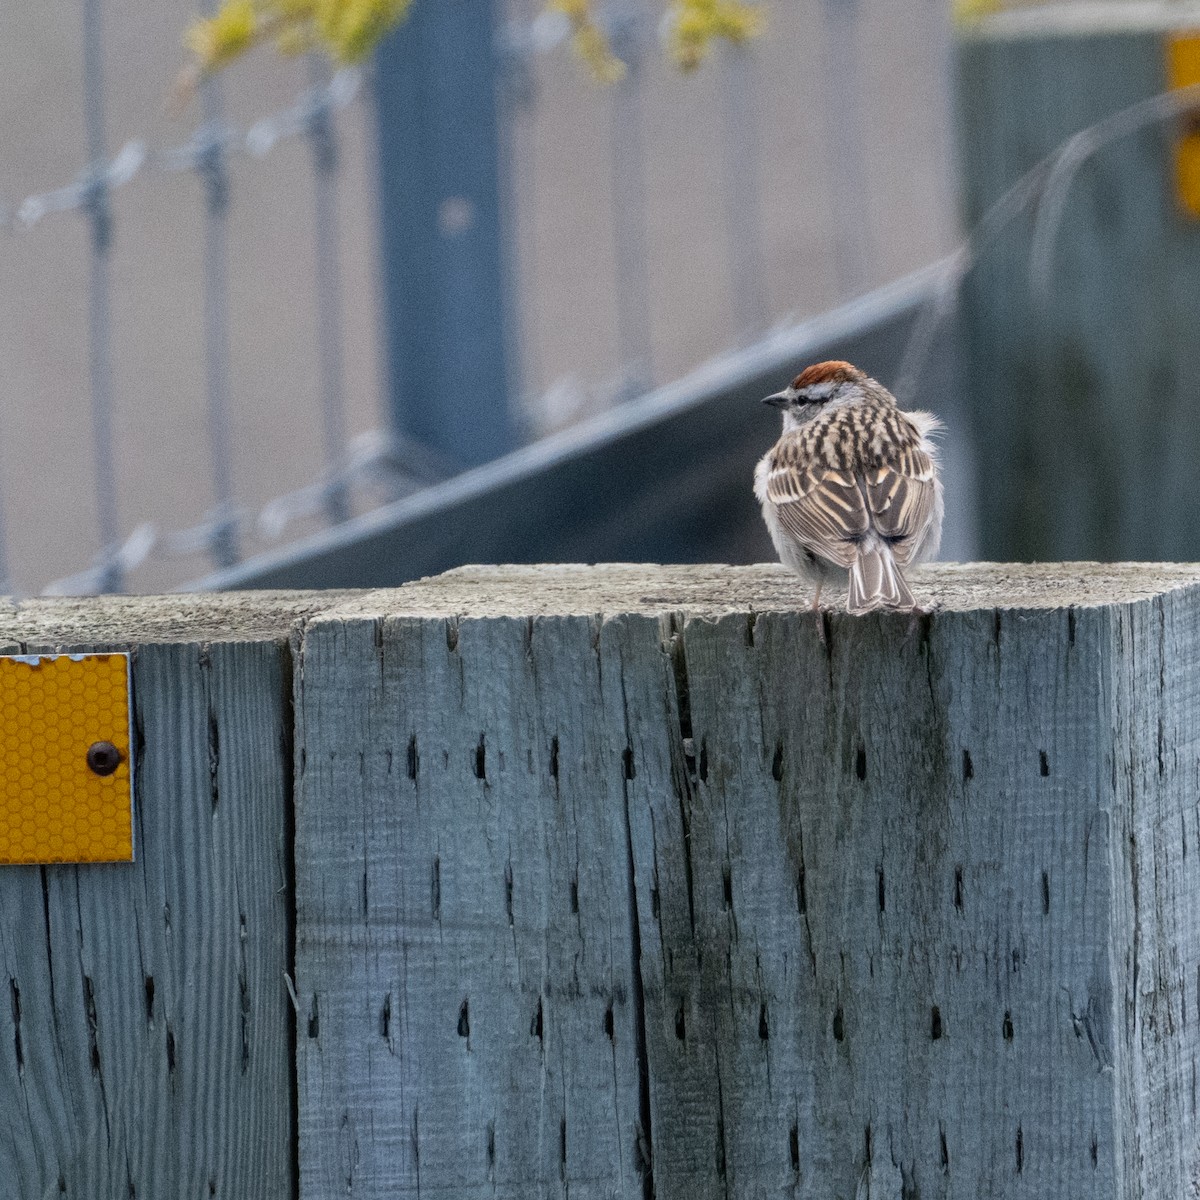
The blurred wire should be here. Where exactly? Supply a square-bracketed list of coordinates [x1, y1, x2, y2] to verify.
[1029, 82, 1200, 309]
[16, 142, 147, 227]
[893, 161, 1051, 407]
[894, 81, 1200, 407]
[42, 525, 157, 597]
[39, 422, 446, 594]
[7, 70, 362, 236]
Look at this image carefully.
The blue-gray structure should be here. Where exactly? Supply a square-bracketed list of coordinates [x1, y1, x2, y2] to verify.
[374, 0, 517, 469]
[958, 9, 1200, 561]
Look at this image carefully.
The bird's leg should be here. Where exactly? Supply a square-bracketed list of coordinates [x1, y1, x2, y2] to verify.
[905, 600, 942, 640]
[810, 580, 828, 649]
[906, 609, 923, 640]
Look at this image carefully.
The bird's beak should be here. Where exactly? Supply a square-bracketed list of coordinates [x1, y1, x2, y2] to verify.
[762, 391, 790, 408]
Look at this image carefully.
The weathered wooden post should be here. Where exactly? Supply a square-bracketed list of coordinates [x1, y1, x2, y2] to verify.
[0, 593, 336, 1200]
[295, 562, 1200, 1199]
[4, 565, 1198, 1196]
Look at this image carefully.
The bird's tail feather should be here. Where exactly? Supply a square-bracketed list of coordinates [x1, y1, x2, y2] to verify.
[848, 545, 915, 614]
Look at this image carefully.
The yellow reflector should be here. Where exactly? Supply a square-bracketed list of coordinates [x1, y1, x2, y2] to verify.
[1168, 32, 1200, 218]
[0, 654, 134, 865]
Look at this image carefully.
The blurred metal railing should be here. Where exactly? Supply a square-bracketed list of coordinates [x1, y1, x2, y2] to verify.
[190, 260, 978, 591]
[21, 77, 363, 592]
[0, 0, 953, 595]
[0, 0, 365, 594]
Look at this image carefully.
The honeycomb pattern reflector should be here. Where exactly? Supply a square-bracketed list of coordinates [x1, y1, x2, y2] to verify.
[0, 653, 134, 864]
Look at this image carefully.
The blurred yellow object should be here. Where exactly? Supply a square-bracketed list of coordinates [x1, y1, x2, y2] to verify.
[0, 654, 133, 865]
[548, 0, 627, 83]
[184, 0, 258, 69]
[184, 0, 412, 77]
[183, 0, 761, 87]
[1168, 32, 1200, 218]
[668, 0, 764, 71]
[951, 0, 1003, 27]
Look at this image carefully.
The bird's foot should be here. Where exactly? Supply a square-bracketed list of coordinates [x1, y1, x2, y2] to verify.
[810, 593, 829, 650]
[904, 603, 941, 641]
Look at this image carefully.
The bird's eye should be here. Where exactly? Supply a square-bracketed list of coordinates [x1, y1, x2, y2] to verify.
[798, 385, 833, 405]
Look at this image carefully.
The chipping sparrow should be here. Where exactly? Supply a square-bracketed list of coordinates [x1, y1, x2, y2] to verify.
[754, 360, 943, 614]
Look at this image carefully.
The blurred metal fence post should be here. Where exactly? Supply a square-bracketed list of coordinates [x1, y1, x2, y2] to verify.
[818, 0, 873, 300]
[306, 57, 351, 526]
[373, 0, 516, 469]
[957, 9, 1200, 561]
[609, 9, 655, 399]
[720, 42, 769, 343]
[197, 70, 240, 569]
[82, 0, 124, 593]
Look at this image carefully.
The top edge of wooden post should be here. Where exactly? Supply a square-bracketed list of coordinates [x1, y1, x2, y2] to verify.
[961, 1, 1200, 42]
[2, 565, 1196, 643]
[0, 589, 364, 648]
[316, 562, 1200, 622]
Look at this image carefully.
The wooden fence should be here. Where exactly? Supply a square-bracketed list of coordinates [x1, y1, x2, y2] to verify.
[3, 563, 1199, 1198]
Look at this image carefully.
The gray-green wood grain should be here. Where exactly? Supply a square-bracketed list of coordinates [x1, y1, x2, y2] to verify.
[3, 566, 1198, 1199]
[296, 564, 1200, 1200]
[0, 592, 346, 1200]
[295, 611, 648, 1198]
[957, 4, 1200, 560]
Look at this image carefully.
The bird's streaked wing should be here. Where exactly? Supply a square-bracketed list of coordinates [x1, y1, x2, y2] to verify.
[766, 463, 865, 569]
[860, 444, 938, 564]
[765, 429, 938, 567]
